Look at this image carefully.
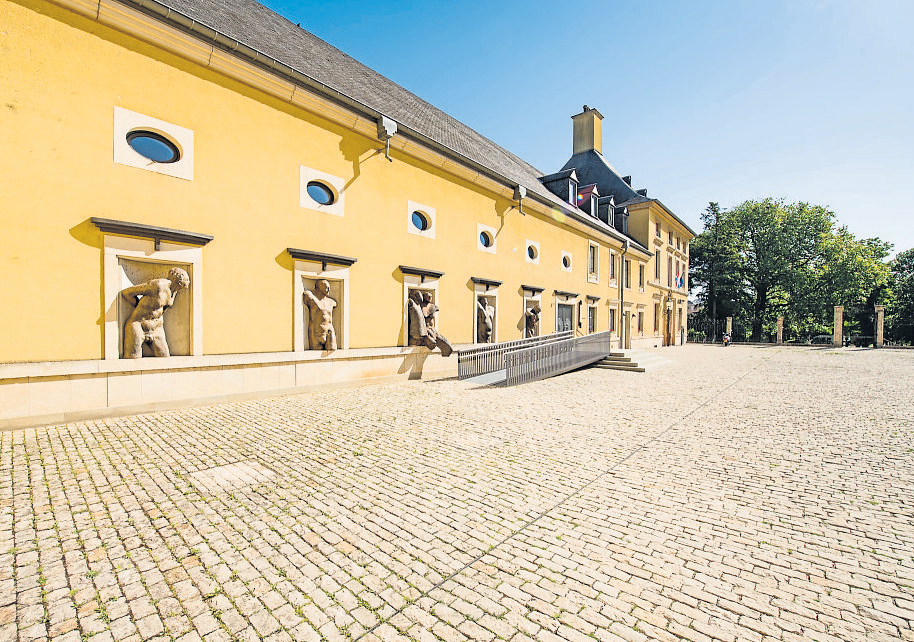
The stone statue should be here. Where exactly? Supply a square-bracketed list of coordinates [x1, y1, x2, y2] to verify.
[407, 289, 453, 356]
[120, 266, 190, 358]
[303, 279, 337, 350]
[525, 303, 541, 338]
[476, 296, 495, 343]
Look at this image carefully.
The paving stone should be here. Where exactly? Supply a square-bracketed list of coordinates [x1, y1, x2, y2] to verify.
[2, 346, 913, 642]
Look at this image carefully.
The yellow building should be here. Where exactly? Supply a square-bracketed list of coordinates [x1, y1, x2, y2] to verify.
[0, 0, 694, 427]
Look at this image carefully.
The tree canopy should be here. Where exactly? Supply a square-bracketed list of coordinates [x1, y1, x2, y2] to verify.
[689, 198, 895, 341]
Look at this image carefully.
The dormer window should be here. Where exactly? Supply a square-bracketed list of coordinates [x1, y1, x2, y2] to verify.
[569, 181, 578, 205]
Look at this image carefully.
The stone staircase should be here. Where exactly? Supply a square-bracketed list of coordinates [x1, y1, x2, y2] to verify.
[590, 348, 675, 373]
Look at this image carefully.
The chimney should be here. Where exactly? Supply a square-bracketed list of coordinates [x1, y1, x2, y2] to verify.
[571, 105, 603, 155]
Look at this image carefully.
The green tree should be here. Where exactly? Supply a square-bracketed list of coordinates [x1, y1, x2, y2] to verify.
[688, 202, 743, 336]
[729, 199, 833, 341]
[890, 248, 914, 323]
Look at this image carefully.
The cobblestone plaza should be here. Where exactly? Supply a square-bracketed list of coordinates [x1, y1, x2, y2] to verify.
[2, 345, 912, 642]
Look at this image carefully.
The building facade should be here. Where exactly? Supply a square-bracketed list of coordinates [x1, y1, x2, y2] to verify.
[0, 0, 694, 427]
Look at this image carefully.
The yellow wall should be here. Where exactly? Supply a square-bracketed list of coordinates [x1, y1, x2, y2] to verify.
[0, 0, 690, 363]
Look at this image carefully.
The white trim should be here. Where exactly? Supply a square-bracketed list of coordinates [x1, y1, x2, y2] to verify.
[476, 223, 497, 254]
[587, 241, 599, 284]
[522, 291, 542, 338]
[292, 260, 351, 351]
[102, 235, 203, 360]
[525, 239, 540, 265]
[113, 106, 194, 180]
[402, 274, 440, 346]
[473, 282, 499, 344]
[561, 251, 573, 273]
[300, 165, 346, 216]
[407, 201, 436, 239]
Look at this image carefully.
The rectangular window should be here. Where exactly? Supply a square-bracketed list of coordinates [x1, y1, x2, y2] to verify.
[588, 306, 596, 333]
[654, 303, 660, 332]
[639, 264, 644, 288]
[655, 222, 661, 238]
[637, 311, 644, 332]
[668, 231, 673, 245]
[654, 251, 661, 280]
[609, 308, 616, 332]
[609, 253, 616, 280]
[675, 260, 680, 288]
[588, 243, 598, 281]
[624, 260, 631, 289]
[569, 182, 577, 204]
[667, 257, 672, 287]
[676, 236, 681, 250]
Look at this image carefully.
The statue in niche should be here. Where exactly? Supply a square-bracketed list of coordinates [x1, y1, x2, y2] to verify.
[303, 279, 338, 350]
[477, 296, 495, 343]
[525, 303, 541, 338]
[407, 289, 453, 356]
[120, 266, 190, 358]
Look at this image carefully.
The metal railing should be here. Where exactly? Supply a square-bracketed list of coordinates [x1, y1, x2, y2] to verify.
[457, 331, 573, 380]
[504, 330, 613, 386]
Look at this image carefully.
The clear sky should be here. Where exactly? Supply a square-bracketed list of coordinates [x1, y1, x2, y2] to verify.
[261, 0, 913, 257]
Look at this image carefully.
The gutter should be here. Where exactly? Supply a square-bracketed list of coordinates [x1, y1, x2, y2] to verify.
[119, 0, 648, 249]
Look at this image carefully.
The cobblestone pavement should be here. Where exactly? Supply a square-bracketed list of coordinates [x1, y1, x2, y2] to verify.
[2, 345, 913, 642]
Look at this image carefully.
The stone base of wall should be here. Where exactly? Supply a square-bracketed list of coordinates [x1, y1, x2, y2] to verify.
[0, 347, 456, 430]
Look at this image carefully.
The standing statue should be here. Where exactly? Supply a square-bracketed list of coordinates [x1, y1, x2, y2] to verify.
[524, 303, 541, 338]
[303, 279, 337, 350]
[476, 296, 495, 343]
[407, 289, 453, 356]
[120, 266, 190, 358]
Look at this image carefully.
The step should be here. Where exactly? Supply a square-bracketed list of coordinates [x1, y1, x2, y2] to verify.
[593, 362, 645, 372]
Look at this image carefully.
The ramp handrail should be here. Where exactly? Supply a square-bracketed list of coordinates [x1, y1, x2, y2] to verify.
[504, 330, 613, 386]
[457, 330, 573, 380]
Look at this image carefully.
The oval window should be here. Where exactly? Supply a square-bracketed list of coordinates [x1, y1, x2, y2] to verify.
[307, 181, 335, 205]
[127, 130, 180, 163]
[562, 255, 571, 269]
[411, 211, 430, 231]
[479, 231, 493, 248]
[527, 245, 538, 260]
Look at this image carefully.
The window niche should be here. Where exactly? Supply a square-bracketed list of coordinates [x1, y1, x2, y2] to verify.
[472, 278, 500, 344]
[118, 258, 192, 357]
[92, 217, 211, 360]
[288, 249, 355, 351]
[521, 285, 543, 338]
[399, 265, 443, 348]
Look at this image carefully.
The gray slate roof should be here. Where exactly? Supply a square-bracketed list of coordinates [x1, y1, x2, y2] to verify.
[143, 0, 564, 204]
[134, 0, 678, 240]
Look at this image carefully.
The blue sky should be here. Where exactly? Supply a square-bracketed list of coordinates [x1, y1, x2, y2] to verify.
[262, 0, 913, 257]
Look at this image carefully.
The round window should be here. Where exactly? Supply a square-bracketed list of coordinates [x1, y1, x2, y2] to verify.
[307, 181, 335, 205]
[411, 211, 430, 231]
[127, 130, 180, 163]
[527, 245, 538, 260]
[562, 255, 571, 269]
[479, 231, 493, 248]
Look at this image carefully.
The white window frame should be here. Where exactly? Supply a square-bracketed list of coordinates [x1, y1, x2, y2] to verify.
[473, 282, 499, 344]
[402, 274, 440, 347]
[114, 106, 194, 181]
[407, 201, 436, 239]
[300, 165, 346, 217]
[477, 223, 497, 254]
[525, 240, 541, 265]
[102, 235, 203, 360]
[587, 242, 599, 284]
[293, 260, 351, 351]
